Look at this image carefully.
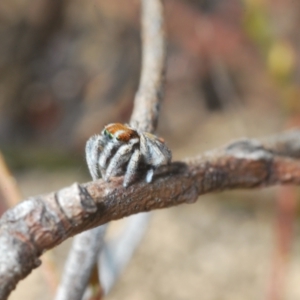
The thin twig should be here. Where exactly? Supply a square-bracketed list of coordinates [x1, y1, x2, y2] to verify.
[55, 226, 107, 300]
[98, 212, 151, 294]
[0, 152, 22, 209]
[1, 130, 300, 299]
[130, 0, 166, 133]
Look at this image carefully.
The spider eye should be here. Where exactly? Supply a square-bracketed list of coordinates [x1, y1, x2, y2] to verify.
[103, 129, 113, 139]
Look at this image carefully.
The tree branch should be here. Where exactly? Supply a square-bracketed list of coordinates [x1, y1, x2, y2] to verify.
[262, 129, 300, 159]
[54, 226, 107, 300]
[1, 130, 300, 299]
[0, 151, 22, 209]
[98, 212, 151, 294]
[130, 0, 166, 133]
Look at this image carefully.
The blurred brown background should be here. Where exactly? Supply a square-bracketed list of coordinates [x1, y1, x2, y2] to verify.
[1, 0, 300, 299]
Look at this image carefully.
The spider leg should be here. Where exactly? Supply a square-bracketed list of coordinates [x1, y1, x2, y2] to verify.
[99, 141, 117, 170]
[145, 168, 154, 183]
[85, 135, 102, 180]
[98, 141, 121, 179]
[140, 133, 171, 167]
[104, 143, 133, 182]
[123, 148, 141, 187]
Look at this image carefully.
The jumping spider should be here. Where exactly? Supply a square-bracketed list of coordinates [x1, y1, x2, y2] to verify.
[85, 123, 172, 187]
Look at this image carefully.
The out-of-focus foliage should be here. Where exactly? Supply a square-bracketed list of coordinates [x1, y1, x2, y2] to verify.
[244, 0, 300, 116]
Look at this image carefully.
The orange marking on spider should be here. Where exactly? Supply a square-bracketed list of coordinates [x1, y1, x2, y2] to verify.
[105, 123, 139, 142]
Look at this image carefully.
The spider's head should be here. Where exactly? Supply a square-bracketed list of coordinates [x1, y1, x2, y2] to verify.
[102, 123, 139, 143]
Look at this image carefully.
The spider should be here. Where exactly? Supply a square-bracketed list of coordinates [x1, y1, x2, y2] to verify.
[85, 123, 172, 187]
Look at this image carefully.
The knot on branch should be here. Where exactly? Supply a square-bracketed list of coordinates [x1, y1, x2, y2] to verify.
[225, 139, 273, 161]
[56, 183, 97, 226]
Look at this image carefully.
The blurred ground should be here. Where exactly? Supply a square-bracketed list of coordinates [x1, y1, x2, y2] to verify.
[2, 0, 300, 299]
